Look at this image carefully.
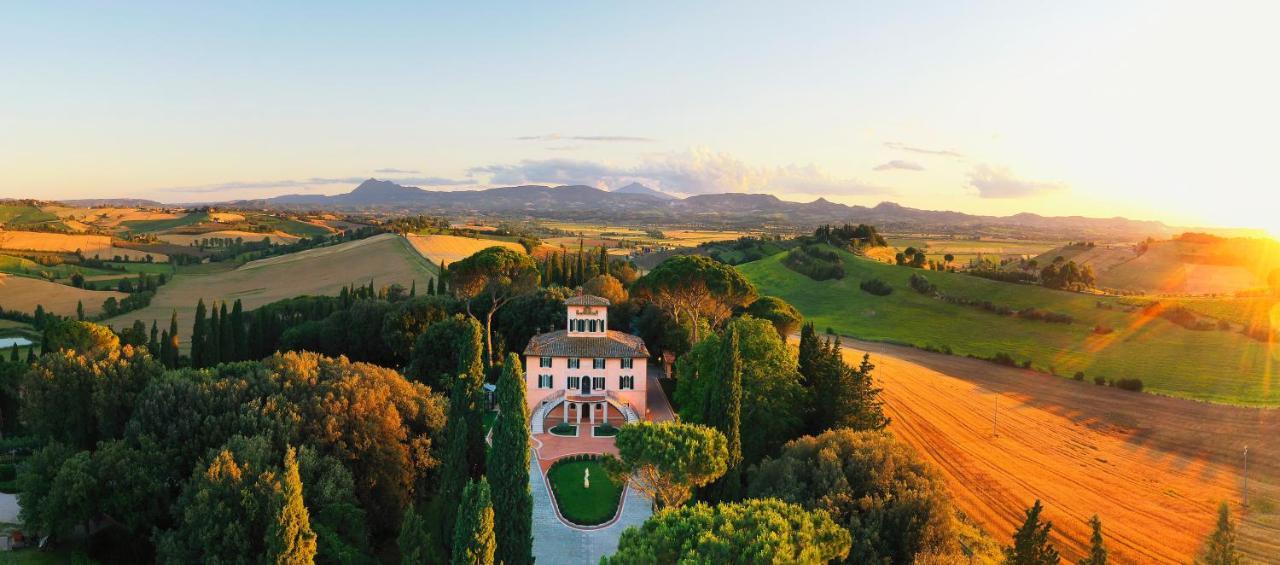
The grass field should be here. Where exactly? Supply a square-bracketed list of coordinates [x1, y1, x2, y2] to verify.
[156, 229, 301, 246]
[405, 233, 525, 266]
[104, 234, 436, 348]
[837, 339, 1280, 563]
[0, 254, 119, 281]
[0, 230, 166, 262]
[886, 236, 1060, 265]
[121, 211, 209, 233]
[247, 215, 333, 237]
[0, 274, 128, 317]
[739, 247, 1280, 404]
[0, 203, 62, 229]
[546, 458, 624, 525]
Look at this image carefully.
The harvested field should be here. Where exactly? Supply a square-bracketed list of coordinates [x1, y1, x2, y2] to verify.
[104, 234, 435, 346]
[834, 338, 1280, 563]
[405, 233, 524, 266]
[44, 206, 182, 229]
[0, 274, 128, 317]
[156, 230, 300, 246]
[0, 230, 167, 262]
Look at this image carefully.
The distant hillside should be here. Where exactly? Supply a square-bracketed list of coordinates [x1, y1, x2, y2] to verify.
[59, 198, 166, 208]
[613, 182, 675, 200]
[238, 178, 1176, 240]
[1035, 233, 1280, 294]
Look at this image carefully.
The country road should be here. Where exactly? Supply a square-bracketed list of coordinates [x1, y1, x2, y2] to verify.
[834, 338, 1280, 563]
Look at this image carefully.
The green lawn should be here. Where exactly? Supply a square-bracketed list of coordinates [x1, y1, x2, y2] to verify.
[546, 458, 623, 525]
[248, 215, 332, 237]
[482, 410, 498, 436]
[549, 423, 577, 436]
[0, 254, 120, 282]
[0, 204, 62, 230]
[738, 247, 1280, 405]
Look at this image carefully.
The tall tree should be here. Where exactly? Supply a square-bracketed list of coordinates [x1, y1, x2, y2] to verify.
[207, 302, 222, 366]
[166, 310, 180, 368]
[191, 299, 207, 368]
[1004, 500, 1060, 565]
[1197, 502, 1240, 565]
[398, 504, 434, 564]
[1079, 515, 1108, 565]
[452, 477, 496, 565]
[76, 300, 85, 321]
[148, 320, 159, 354]
[448, 246, 540, 365]
[489, 353, 533, 565]
[219, 301, 233, 363]
[427, 277, 436, 296]
[797, 322, 820, 385]
[434, 328, 485, 559]
[631, 255, 757, 346]
[698, 325, 742, 503]
[230, 299, 246, 361]
[805, 337, 888, 434]
[267, 446, 318, 565]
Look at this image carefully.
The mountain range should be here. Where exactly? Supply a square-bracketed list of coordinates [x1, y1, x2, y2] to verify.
[233, 178, 1172, 239]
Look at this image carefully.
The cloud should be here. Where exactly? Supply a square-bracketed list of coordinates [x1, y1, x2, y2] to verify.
[159, 175, 474, 193]
[515, 133, 655, 143]
[374, 167, 421, 174]
[469, 149, 890, 197]
[873, 160, 925, 172]
[966, 164, 1067, 198]
[884, 142, 964, 158]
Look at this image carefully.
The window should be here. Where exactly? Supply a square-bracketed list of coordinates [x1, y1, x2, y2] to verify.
[567, 376, 581, 390]
[568, 358, 580, 369]
[538, 374, 553, 389]
[621, 358, 633, 369]
[592, 377, 605, 390]
[619, 375, 635, 390]
[589, 319, 598, 332]
[539, 357, 552, 368]
[593, 358, 606, 370]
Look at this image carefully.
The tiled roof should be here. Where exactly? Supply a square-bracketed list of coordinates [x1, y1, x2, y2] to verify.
[523, 330, 649, 358]
[565, 294, 611, 307]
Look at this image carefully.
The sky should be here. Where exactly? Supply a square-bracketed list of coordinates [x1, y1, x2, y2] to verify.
[2, 1, 1277, 231]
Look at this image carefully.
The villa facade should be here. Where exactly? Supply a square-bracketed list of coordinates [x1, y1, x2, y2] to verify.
[523, 294, 649, 431]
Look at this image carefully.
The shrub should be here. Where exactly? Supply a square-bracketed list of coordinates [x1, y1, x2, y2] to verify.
[909, 273, 936, 294]
[1094, 375, 1106, 385]
[783, 246, 845, 281]
[991, 353, 1018, 367]
[550, 423, 577, 436]
[1093, 324, 1114, 335]
[859, 278, 893, 296]
[0, 464, 14, 482]
[1073, 371, 1085, 381]
[1020, 360, 1033, 369]
[1112, 378, 1144, 392]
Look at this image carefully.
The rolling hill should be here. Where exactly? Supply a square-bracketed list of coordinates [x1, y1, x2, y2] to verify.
[738, 246, 1280, 404]
[1036, 234, 1280, 294]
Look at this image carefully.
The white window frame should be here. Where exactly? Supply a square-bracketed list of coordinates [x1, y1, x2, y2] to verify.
[538, 374, 553, 389]
[592, 376, 606, 390]
[568, 358, 580, 369]
[621, 358, 633, 369]
[619, 375, 635, 390]
[539, 357, 552, 368]
[567, 376, 581, 390]
[593, 358, 606, 370]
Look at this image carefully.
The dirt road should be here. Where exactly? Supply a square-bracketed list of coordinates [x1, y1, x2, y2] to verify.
[838, 339, 1280, 563]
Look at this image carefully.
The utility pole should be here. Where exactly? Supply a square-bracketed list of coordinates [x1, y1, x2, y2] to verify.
[1243, 446, 1249, 507]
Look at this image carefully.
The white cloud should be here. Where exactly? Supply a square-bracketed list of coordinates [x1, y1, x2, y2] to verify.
[967, 164, 1067, 198]
[470, 149, 890, 196]
[884, 142, 964, 158]
[874, 160, 925, 171]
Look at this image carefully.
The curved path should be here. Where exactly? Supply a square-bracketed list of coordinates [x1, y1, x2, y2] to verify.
[837, 338, 1280, 563]
[530, 363, 674, 563]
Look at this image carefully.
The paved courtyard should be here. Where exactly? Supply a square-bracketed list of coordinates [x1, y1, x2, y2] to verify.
[530, 363, 674, 563]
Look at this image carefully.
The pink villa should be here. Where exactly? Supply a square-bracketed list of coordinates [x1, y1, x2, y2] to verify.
[523, 294, 649, 433]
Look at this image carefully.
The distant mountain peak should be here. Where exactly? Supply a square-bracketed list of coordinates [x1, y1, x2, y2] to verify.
[614, 182, 675, 200]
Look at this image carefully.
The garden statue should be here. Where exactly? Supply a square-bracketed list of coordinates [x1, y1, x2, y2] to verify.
[584, 467, 590, 489]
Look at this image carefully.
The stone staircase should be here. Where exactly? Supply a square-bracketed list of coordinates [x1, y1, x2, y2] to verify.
[530, 390, 564, 434]
[607, 392, 640, 422]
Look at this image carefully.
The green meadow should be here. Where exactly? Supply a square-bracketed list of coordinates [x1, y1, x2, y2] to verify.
[738, 247, 1280, 405]
[121, 211, 209, 233]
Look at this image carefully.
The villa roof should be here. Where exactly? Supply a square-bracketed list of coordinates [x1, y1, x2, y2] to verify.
[565, 294, 611, 307]
[523, 330, 649, 358]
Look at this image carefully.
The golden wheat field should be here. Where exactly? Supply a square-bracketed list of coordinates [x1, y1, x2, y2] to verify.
[0, 274, 129, 317]
[104, 234, 435, 347]
[0, 230, 167, 262]
[404, 233, 525, 265]
[156, 229, 301, 246]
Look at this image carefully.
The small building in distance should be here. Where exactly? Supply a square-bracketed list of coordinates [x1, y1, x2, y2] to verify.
[523, 294, 648, 431]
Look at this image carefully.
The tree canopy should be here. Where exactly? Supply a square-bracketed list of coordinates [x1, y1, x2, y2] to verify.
[448, 246, 540, 364]
[605, 499, 851, 564]
[603, 421, 728, 509]
[631, 255, 757, 346]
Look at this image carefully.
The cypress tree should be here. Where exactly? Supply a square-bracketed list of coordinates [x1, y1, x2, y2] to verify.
[490, 353, 533, 565]
[409, 280, 416, 297]
[34, 305, 46, 328]
[436, 378, 474, 556]
[230, 299, 246, 361]
[1198, 502, 1240, 565]
[1004, 499, 1060, 565]
[598, 246, 609, 277]
[427, 278, 436, 296]
[148, 320, 159, 353]
[208, 302, 222, 366]
[25, 345, 35, 364]
[8, 345, 17, 363]
[192, 299, 207, 368]
[398, 504, 434, 564]
[459, 318, 487, 478]
[76, 300, 85, 321]
[797, 322, 820, 385]
[266, 446, 318, 564]
[700, 325, 742, 503]
[1078, 515, 1107, 565]
[452, 478, 496, 565]
[166, 310, 180, 368]
[219, 302, 233, 363]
